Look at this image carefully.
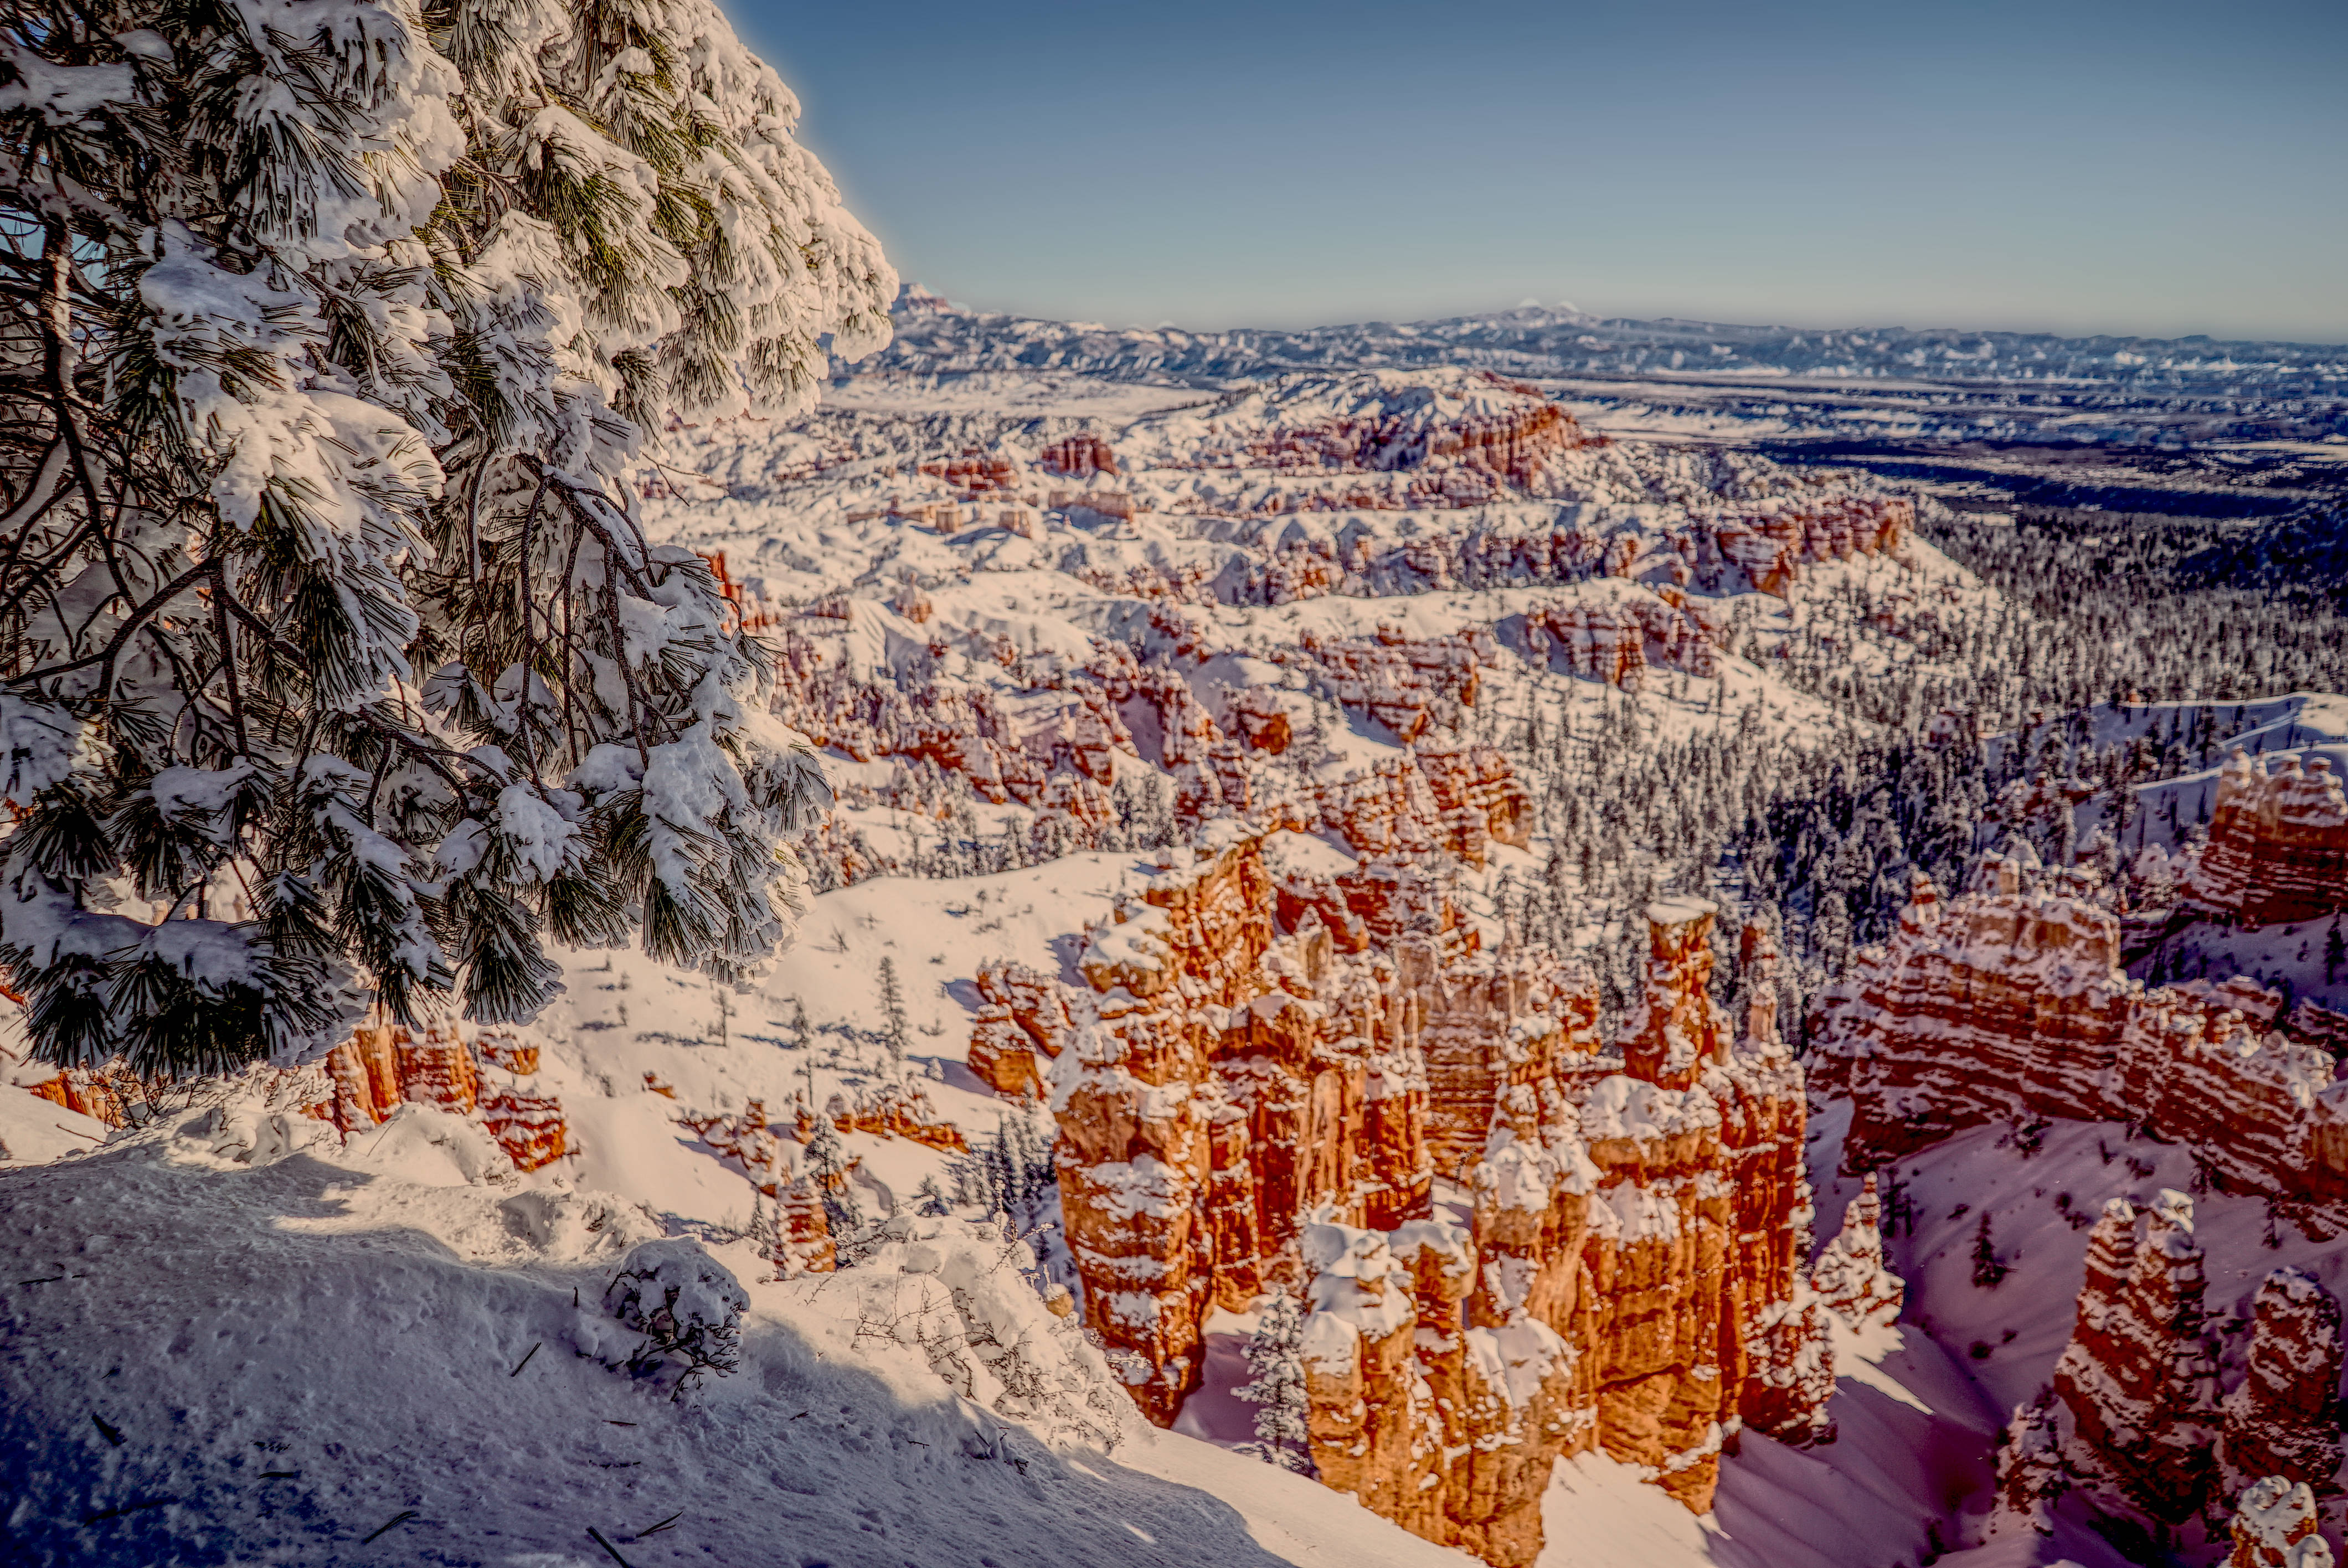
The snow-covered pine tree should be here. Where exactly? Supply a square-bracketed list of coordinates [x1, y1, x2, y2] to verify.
[1971, 1211, 2009, 1288]
[802, 1114, 863, 1241]
[913, 1174, 949, 1217]
[949, 1137, 1000, 1217]
[877, 955, 907, 1072]
[1234, 1289, 1314, 1474]
[744, 1191, 781, 1276]
[0, 0, 893, 1076]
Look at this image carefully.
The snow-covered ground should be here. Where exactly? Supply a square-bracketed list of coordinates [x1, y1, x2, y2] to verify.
[0, 1100, 1480, 1568]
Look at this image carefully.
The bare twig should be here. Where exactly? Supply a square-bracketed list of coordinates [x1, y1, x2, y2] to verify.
[3, 560, 207, 689]
[359, 1510, 419, 1544]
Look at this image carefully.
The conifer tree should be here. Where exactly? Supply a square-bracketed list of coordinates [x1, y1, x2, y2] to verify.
[1235, 1290, 1315, 1474]
[1971, 1211, 2009, 1288]
[745, 1192, 782, 1276]
[802, 1115, 863, 1242]
[877, 955, 908, 1073]
[0, 0, 893, 1076]
[913, 1174, 949, 1218]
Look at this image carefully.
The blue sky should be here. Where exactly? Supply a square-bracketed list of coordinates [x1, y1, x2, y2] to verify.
[739, 0, 2346, 343]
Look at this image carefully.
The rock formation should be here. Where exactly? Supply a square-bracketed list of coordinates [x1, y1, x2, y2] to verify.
[1991, 1390, 2068, 1539]
[1811, 854, 2348, 1202]
[2221, 1267, 2346, 1495]
[326, 1015, 568, 1173]
[768, 604, 1534, 883]
[14, 1010, 572, 1174]
[2228, 1477, 2337, 1568]
[2049, 1189, 2220, 1525]
[978, 842, 1830, 1562]
[2186, 749, 2348, 927]
[2004, 1196, 2347, 1539]
[1711, 496, 1916, 596]
[1809, 1173, 1903, 1330]
[1154, 370, 1593, 506]
[20, 1064, 144, 1127]
[1517, 591, 1719, 689]
[1039, 432, 1119, 478]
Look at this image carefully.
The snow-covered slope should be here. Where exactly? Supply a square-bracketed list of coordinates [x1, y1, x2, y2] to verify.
[0, 1103, 1482, 1568]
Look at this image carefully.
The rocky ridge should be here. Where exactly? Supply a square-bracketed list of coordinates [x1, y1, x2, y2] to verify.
[1811, 843, 2348, 1204]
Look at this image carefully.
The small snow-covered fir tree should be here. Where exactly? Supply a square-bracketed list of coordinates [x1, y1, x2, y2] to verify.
[877, 955, 908, 1072]
[1234, 1289, 1315, 1474]
[1971, 1211, 2009, 1288]
[744, 1192, 781, 1276]
[913, 1174, 950, 1217]
[0, 0, 893, 1076]
[802, 1115, 863, 1241]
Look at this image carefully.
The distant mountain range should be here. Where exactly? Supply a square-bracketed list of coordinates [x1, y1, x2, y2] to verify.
[872, 287, 2348, 403]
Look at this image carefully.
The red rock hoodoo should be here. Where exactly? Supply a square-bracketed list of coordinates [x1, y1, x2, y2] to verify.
[2222, 1266, 2346, 1497]
[974, 845, 1831, 1563]
[1809, 1172, 1902, 1330]
[2001, 1194, 2345, 1533]
[2048, 1190, 2220, 1524]
[2227, 1476, 2336, 1568]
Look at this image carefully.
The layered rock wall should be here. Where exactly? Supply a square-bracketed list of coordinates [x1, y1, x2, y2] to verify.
[1811, 854, 2348, 1204]
[2186, 749, 2348, 927]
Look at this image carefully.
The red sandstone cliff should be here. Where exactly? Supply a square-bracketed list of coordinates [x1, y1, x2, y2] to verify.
[1811, 853, 2348, 1199]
